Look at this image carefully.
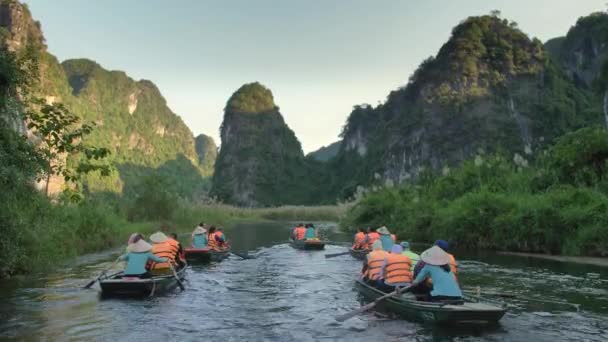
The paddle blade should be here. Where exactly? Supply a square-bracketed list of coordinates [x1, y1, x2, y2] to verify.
[232, 252, 255, 260]
[325, 251, 350, 259]
[335, 302, 377, 322]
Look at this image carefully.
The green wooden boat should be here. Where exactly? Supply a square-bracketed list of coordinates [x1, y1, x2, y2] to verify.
[99, 264, 187, 297]
[354, 279, 507, 324]
[349, 248, 369, 260]
[290, 239, 325, 250]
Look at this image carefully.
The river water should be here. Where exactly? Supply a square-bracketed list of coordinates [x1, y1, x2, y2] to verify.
[1, 222, 608, 341]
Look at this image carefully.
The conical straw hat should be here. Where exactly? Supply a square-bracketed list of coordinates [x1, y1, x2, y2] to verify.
[420, 246, 450, 266]
[193, 227, 206, 235]
[127, 239, 153, 253]
[150, 231, 169, 243]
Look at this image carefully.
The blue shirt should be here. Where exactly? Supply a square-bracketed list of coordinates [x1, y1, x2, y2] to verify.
[192, 234, 208, 248]
[120, 252, 166, 275]
[305, 227, 316, 239]
[380, 234, 394, 251]
[413, 264, 462, 297]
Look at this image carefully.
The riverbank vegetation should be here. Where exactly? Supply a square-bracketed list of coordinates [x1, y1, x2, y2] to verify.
[341, 126, 608, 257]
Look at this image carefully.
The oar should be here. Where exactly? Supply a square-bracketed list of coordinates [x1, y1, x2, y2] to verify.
[325, 251, 351, 258]
[83, 257, 120, 289]
[336, 285, 411, 322]
[169, 263, 185, 291]
[232, 252, 255, 259]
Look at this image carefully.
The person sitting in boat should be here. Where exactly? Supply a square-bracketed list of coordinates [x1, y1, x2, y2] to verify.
[379, 244, 413, 292]
[169, 233, 186, 268]
[120, 239, 168, 278]
[364, 227, 380, 248]
[292, 223, 306, 240]
[352, 227, 367, 249]
[191, 226, 208, 249]
[149, 232, 179, 273]
[216, 227, 227, 246]
[400, 241, 420, 271]
[434, 239, 458, 279]
[377, 226, 394, 251]
[304, 223, 318, 240]
[207, 226, 226, 251]
[361, 241, 388, 289]
[411, 246, 463, 302]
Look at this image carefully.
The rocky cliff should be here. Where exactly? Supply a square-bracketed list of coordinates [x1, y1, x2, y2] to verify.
[0, 0, 214, 198]
[195, 133, 217, 176]
[325, 15, 602, 198]
[211, 82, 316, 206]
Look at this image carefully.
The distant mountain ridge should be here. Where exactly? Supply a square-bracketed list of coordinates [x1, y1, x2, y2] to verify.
[0, 0, 216, 198]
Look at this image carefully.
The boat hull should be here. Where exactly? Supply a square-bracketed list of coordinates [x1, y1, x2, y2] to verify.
[354, 279, 506, 325]
[99, 265, 187, 297]
[184, 247, 231, 263]
[290, 239, 325, 250]
[349, 248, 369, 260]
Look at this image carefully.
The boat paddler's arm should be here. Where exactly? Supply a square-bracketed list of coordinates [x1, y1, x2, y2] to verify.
[147, 253, 168, 263]
[119, 254, 128, 261]
[412, 265, 430, 285]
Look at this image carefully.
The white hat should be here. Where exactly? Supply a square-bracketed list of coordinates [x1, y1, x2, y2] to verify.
[150, 232, 169, 243]
[193, 227, 206, 235]
[420, 246, 450, 266]
[127, 239, 153, 253]
[377, 226, 391, 235]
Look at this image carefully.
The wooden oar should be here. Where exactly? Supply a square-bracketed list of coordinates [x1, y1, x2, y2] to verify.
[232, 252, 255, 259]
[336, 285, 412, 322]
[169, 263, 185, 291]
[83, 257, 120, 289]
[325, 251, 350, 258]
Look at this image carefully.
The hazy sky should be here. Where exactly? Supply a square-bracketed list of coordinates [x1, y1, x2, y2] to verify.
[25, 0, 606, 153]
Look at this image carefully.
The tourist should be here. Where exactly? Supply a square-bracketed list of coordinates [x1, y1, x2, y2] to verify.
[380, 244, 413, 292]
[352, 227, 366, 249]
[411, 246, 463, 301]
[191, 226, 208, 248]
[149, 232, 178, 273]
[362, 241, 388, 289]
[377, 226, 394, 251]
[400, 241, 420, 271]
[119, 239, 167, 278]
[305, 223, 317, 240]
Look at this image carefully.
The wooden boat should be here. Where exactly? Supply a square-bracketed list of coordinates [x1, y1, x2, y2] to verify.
[354, 279, 507, 324]
[99, 264, 187, 297]
[290, 238, 326, 250]
[184, 246, 231, 263]
[184, 247, 212, 262]
[349, 248, 369, 260]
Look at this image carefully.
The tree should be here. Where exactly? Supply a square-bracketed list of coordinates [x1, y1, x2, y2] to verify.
[490, 10, 502, 18]
[24, 100, 111, 200]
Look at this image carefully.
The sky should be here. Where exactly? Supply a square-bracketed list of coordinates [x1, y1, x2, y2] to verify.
[25, 0, 606, 153]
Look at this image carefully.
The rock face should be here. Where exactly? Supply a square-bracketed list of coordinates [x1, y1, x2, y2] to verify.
[307, 140, 341, 161]
[195, 134, 217, 176]
[326, 15, 601, 198]
[211, 82, 313, 206]
[0, 0, 212, 198]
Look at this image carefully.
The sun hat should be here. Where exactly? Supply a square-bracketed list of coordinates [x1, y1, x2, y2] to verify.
[390, 244, 403, 254]
[377, 226, 391, 235]
[434, 239, 449, 252]
[193, 227, 206, 235]
[150, 232, 169, 243]
[420, 246, 450, 266]
[127, 239, 153, 253]
[127, 233, 142, 245]
[400, 241, 410, 250]
[371, 240, 383, 250]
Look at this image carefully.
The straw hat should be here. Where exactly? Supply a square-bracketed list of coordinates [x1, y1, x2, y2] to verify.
[127, 239, 153, 253]
[420, 246, 450, 266]
[150, 231, 169, 243]
[377, 226, 391, 235]
[193, 227, 206, 235]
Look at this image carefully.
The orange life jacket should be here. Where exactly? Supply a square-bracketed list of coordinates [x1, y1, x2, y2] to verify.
[168, 238, 184, 261]
[383, 253, 412, 284]
[365, 250, 388, 280]
[151, 241, 177, 269]
[367, 232, 380, 247]
[353, 232, 366, 248]
[294, 227, 306, 240]
[208, 232, 220, 250]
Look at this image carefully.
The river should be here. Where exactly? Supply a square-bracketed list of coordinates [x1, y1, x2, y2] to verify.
[1, 222, 607, 341]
